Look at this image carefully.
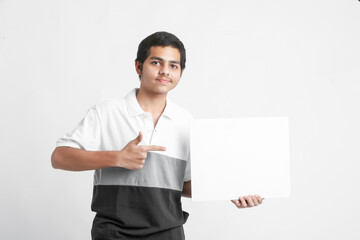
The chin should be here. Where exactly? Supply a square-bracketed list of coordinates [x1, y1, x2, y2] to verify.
[152, 85, 174, 94]
[141, 82, 176, 95]
[153, 89, 171, 95]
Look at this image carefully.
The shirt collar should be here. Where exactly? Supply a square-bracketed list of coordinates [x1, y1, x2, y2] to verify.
[125, 88, 174, 120]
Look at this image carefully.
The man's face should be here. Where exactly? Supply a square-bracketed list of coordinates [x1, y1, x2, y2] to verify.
[136, 46, 182, 95]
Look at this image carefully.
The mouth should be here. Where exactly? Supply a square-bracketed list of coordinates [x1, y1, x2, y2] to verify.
[156, 78, 172, 84]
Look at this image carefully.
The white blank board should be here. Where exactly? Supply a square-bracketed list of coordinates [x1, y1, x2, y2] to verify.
[190, 117, 290, 201]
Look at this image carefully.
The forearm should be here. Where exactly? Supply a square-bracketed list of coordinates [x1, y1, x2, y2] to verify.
[51, 146, 118, 171]
[182, 181, 191, 198]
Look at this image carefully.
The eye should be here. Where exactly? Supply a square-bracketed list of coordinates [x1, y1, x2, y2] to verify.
[171, 64, 178, 69]
[152, 61, 160, 65]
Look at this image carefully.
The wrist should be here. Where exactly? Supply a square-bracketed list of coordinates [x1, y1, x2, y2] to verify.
[94, 151, 122, 168]
[111, 150, 124, 168]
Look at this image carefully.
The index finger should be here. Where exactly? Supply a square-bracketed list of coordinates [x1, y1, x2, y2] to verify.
[141, 145, 166, 152]
[255, 195, 264, 204]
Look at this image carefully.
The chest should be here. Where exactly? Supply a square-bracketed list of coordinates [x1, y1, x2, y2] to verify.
[100, 112, 190, 161]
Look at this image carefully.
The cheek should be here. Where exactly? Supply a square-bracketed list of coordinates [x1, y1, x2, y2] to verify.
[174, 73, 182, 81]
[142, 66, 154, 77]
[171, 69, 181, 78]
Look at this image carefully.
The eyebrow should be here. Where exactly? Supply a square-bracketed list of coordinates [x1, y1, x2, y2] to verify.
[150, 56, 180, 65]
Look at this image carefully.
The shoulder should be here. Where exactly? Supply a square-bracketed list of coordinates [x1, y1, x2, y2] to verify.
[92, 97, 126, 116]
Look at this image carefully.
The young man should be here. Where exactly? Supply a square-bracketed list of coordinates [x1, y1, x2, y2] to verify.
[51, 32, 263, 240]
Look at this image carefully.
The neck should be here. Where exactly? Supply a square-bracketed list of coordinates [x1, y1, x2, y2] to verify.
[136, 88, 167, 115]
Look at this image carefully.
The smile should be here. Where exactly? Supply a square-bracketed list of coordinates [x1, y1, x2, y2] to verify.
[156, 78, 172, 83]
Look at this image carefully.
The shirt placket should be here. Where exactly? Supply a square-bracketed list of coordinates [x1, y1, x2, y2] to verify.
[143, 113, 154, 145]
[150, 116, 164, 146]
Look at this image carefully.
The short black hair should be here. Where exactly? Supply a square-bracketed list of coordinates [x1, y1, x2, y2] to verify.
[135, 31, 186, 72]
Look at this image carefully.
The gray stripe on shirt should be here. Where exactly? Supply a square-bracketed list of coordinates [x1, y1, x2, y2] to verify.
[93, 152, 187, 191]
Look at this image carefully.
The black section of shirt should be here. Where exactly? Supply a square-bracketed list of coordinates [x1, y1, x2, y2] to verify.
[91, 185, 189, 239]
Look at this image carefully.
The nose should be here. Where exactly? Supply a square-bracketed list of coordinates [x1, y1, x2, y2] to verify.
[159, 65, 170, 76]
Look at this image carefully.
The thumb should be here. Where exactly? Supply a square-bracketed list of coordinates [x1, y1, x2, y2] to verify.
[132, 131, 143, 145]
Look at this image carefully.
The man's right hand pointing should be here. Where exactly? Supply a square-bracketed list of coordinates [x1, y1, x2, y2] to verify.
[116, 131, 166, 170]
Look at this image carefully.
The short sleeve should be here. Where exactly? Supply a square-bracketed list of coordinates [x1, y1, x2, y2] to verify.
[56, 106, 101, 151]
[183, 152, 191, 182]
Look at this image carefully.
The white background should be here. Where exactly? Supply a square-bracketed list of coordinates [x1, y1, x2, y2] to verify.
[1, 0, 359, 239]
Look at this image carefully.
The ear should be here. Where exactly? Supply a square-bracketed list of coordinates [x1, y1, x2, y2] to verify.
[135, 61, 142, 76]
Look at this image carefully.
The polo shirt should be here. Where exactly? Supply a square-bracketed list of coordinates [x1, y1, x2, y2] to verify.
[56, 88, 192, 239]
